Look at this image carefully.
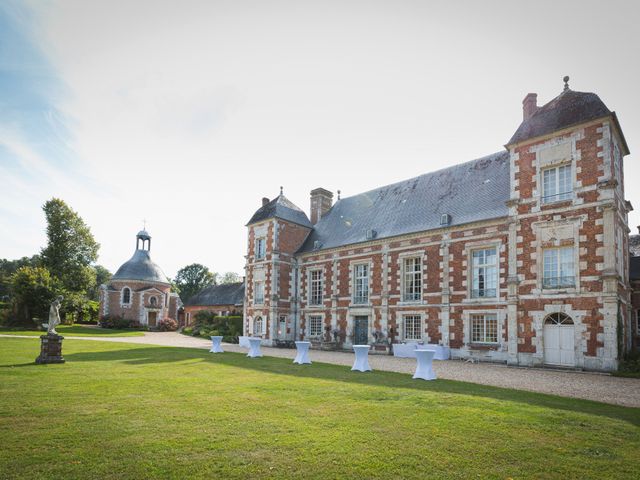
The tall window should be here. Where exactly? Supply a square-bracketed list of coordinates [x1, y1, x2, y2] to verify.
[254, 316, 263, 335]
[471, 313, 498, 343]
[254, 281, 264, 304]
[404, 315, 422, 341]
[542, 164, 572, 203]
[353, 263, 369, 304]
[543, 247, 575, 289]
[150, 296, 157, 306]
[255, 237, 266, 260]
[308, 315, 323, 337]
[403, 257, 422, 302]
[122, 287, 131, 304]
[472, 248, 497, 298]
[309, 270, 323, 305]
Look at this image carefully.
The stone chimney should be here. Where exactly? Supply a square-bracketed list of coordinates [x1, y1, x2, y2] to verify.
[310, 188, 333, 225]
[523, 93, 538, 121]
[262, 197, 270, 206]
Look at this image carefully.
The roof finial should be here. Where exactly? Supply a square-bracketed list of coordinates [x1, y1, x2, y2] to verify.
[143, 218, 147, 230]
[280, 186, 283, 196]
[563, 75, 570, 91]
[337, 189, 341, 200]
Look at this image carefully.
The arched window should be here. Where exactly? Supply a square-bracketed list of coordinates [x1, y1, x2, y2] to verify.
[122, 287, 131, 304]
[544, 312, 574, 325]
[150, 296, 157, 306]
[254, 316, 263, 335]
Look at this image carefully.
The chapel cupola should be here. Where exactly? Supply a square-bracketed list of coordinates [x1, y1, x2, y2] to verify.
[136, 229, 151, 251]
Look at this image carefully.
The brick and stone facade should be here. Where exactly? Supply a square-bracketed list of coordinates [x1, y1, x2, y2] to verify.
[243, 81, 634, 371]
[99, 230, 182, 327]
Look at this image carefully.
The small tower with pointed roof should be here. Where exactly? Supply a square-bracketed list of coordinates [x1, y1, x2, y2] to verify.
[243, 190, 313, 344]
[99, 229, 182, 328]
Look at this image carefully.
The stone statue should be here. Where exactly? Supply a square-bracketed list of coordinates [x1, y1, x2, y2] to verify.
[43, 295, 64, 335]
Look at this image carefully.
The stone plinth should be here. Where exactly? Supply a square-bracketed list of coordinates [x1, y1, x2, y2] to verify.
[35, 334, 65, 364]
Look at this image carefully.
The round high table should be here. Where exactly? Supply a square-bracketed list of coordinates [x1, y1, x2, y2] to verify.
[293, 341, 312, 364]
[351, 345, 372, 372]
[247, 337, 263, 358]
[209, 335, 224, 353]
[413, 349, 437, 380]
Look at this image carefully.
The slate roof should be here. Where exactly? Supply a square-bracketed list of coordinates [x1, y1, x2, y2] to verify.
[630, 257, 640, 282]
[247, 194, 312, 228]
[508, 89, 618, 146]
[186, 282, 245, 307]
[111, 249, 170, 285]
[299, 151, 510, 253]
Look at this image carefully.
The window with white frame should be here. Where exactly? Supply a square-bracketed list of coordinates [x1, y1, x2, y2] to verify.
[253, 316, 263, 335]
[353, 263, 369, 304]
[542, 164, 572, 204]
[542, 246, 575, 289]
[308, 315, 323, 337]
[470, 313, 498, 343]
[403, 257, 422, 302]
[254, 281, 264, 304]
[122, 287, 131, 304]
[149, 296, 157, 306]
[472, 247, 498, 298]
[309, 269, 323, 305]
[403, 315, 422, 341]
[255, 237, 266, 260]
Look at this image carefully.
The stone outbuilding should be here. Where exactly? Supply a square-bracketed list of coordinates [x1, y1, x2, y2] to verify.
[100, 230, 182, 327]
[183, 282, 244, 326]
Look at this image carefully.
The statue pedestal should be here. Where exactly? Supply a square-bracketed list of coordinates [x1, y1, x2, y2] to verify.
[35, 334, 65, 364]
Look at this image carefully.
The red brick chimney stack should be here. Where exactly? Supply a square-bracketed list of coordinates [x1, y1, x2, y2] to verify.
[523, 93, 538, 121]
[310, 188, 333, 225]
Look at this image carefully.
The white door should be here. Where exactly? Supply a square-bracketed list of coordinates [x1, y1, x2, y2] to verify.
[543, 313, 575, 367]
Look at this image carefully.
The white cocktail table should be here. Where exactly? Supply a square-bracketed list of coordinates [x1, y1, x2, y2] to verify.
[351, 345, 372, 372]
[247, 337, 263, 358]
[293, 341, 312, 364]
[413, 349, 437, 380]
[209, 335, 224, 353]
[238, 336, 251, 348]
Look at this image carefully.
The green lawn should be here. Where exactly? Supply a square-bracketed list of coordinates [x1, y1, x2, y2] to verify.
[0, 324, 145, 337]
[0, 338, 638, 480]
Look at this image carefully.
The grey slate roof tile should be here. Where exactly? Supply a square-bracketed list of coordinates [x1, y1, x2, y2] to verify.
[111, 250, 170, 284]
[247, 194, 312, 228]
[299, 150, 510, 253]
[508, 89, 612, 146]
[186, 282, 245, 307]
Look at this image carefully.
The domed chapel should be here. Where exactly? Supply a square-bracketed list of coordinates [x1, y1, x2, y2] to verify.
[99, 230, 182, 327]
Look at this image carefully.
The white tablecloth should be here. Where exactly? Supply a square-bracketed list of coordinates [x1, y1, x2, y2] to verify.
[247, 338, 263, 358]
[238, 336, 251, 348]
[293, 341, 312, 364]
[393, 343, 450, 360]
[413, 349, 437, 381]
[351, 345, 372, 372]
[209, 335, 224, 353]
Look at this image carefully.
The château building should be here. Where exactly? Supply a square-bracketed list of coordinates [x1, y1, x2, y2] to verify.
[243, 79, 636, 371]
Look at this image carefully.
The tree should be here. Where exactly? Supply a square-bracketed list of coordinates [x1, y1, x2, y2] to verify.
[10, 266, 58, 325]
[40, 198, 99, 294]
[0, 255, 41, 299]
[220, 272, 241, 284]
[174, 264, 217, 304]
[88, 265, 112, 301]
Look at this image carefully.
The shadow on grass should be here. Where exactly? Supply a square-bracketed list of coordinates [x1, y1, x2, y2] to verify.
[56, 345, 640, 427]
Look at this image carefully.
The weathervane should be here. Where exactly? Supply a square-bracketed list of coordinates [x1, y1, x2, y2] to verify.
[280, 186, 283, 195]
[563, 75, 570, 91]
[143, 218, 147, 230]
[337, 189, 341, 200]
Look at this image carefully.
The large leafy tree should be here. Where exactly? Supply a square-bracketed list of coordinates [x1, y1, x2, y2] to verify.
[11, 266, 58, 325]
[88, 265, 112, 301]
[40, 198, 99, 295]
[219, 272, 241, 284]
[0, 255, 40, 300]
[175, 263, 217, 304]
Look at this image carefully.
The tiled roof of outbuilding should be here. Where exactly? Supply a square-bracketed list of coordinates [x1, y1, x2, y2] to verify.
[299, 150, 510, 253]
[508, 89, 617, 146]
[247, 194, 312, 228]
[186, 282, 245, 307]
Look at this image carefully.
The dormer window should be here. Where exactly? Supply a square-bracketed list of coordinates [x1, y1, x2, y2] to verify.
[542, 164, 572, 204]
[255, 237, 266, 260]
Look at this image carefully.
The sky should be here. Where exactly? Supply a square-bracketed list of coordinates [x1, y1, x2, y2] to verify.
[1, 0, 639, 279]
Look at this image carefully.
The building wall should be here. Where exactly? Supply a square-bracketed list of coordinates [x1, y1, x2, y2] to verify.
[184, 304, 240, 326]
[243, 117, 632, 371]
[100, 280, 177, 326]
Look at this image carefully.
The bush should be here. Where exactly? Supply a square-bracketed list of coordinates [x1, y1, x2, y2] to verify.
[182, 327, 193, 335]
[157, 318, 178, 332]
[618, 350, 640, 376]
[188, 312, 242, 343]
[99, 315, 142, 330]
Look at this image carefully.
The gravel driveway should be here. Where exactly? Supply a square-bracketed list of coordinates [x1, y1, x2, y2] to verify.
[4, 331, 639, 407]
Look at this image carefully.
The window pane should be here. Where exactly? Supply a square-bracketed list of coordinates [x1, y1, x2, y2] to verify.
[404, 315, 422, 341]
[472, 248, 497, 297]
